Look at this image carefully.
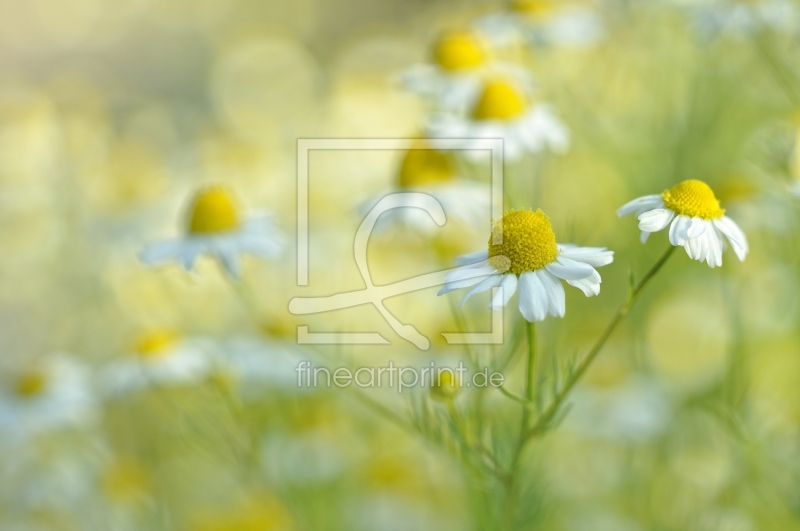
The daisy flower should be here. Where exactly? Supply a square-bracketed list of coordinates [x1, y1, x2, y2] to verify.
[438, 209, 614, 322]
[359, 140, 490, 232]
[0, 354, 97, 443]
[474, 0, 604, 48]
[140, 186, 284, 278]
[400, 29, 531, 113]
[617, 179, 749, 268]
[100, 331, 212, 396]
[426, 78, 570, 161]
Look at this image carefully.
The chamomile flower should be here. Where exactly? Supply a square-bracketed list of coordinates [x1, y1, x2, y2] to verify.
[0, 354, 96, 443]
[689, 0, 798, 38]
[400, 29, 531, 113]
[427, 78, 569, 161]
[359, 141, 490, 232]
[100, 331, 212, 396]
[438, 209, 613, 322]
[474, 0, 604, 48]
[617, 179, 749, 267]
[140, 186, 284, 278]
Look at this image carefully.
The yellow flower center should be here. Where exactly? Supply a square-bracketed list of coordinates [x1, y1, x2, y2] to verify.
[488, 209, 558, 275]
[432, 30, 486, 72]
[510, 0, 555, 17]
[188, 187, 240, 234]
[471, 80, 528, 121]
[135, 330, 178, 359]
[661, 180, 725, 220]
[15, 371, 47, 398]
[103, 459, 150, 502]
[396, 142, 456, 188]
[431, 370, 460, 400]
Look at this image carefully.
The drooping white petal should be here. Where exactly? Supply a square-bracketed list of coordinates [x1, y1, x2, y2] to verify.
[668, 215, 692, 246]
[458, 274, 503, 307]
[566, 276, 601, 297]
[139, 240, 184, 265]
[617, 194, 665, 217]
[536, 269, 566, 318]
[544, 256, 596, 281]
[490, 274, 518, 310]
[638, 209, 675, 233]
[705, 227, 723, 268]
[557, 245, 614, 267]
[640, 231, 651, 244]
[438, 272, 495, 296]
[454, 250, 490, 266]
[713, 216, 748, 261]
[686, 217, 707, 239]
[443, 260, 497, 284]
[518, 271, 548, 322]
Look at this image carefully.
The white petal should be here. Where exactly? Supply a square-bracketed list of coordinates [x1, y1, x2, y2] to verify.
[617, 194, 664, 217]
[640, 231, 651, 244]
[566, 276, 601, 297]
[139, 240, 183, 265]
[558, 245, 614, 267]
[537, 269, 566, 317]
[544, 256, 596, 281]
[713, 216, 748, 261]
[518, 271, 548, 322]
[438, 273, 494, 295]
[454, 250, 489, 266]
[490, 274, 518, 310]
[459, 274, 503, 307]
[638, 209, 675, 233]
[706, 228, 723, 268]
[686, 217, 707, 239]
[443, 261, 497, 284]
[669, 215, 692, 246]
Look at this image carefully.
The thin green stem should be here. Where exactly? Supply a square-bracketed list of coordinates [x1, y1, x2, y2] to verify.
[525, 321, 536, 401]
[525, 244, 676, 440]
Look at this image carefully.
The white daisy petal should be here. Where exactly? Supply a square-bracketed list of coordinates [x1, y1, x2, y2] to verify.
[443, 261, 497, 284]
[454, 250, 490, 266]
[490, 274, 518, 310]
[536, 269, 566, 318]
[686, 217, 707, 239]
[139, 240, 183, 265]
[558, 245, 614, 267]
[706, 227, 723, 268]
[617, 194, 665, 217]
[518, 271, 548, 322]
[713, 216, 748, 261]
[459, 274, 503, 307]
[566, 276, 601, 297]
[544, 256, 596, 281]
[640, 231, 651, 244]
[638, 208, 675, 233]
[438, 272, 495, 296]
[669, 215, 692, 246]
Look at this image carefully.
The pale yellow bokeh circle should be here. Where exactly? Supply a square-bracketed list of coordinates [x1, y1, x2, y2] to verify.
[646, 285, 730, 390]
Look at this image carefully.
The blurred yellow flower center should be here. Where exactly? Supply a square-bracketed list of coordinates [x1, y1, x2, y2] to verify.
[397, 145, 456, 188]
[661, 180, 725, 220]
[136, 330, 177, 359]
[431, 370, 460, 400]
[472, 80, 527, 121]
[510, 0, 554, 16]
[188, 187, 240, 234]
[15, 371, 46, 398]
[488, 209, 558, 275]
[432, 31, 486, 71]
[103, 459, 150, 502]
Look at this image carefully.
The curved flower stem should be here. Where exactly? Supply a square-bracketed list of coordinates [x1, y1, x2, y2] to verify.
[524, 244, 676, 441]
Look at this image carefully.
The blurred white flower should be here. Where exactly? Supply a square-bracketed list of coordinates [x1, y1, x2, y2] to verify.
[474, 0, 604, 48]
[359, 141, 490, 232]
[0, 354, 96, 442]
[400, 29, 532, 113]
[100, 331, 212, 396]
[439, 209, 613, 322]
[689, 0, 798, 37]
[427, 78, 569, 161]
[617, 179, 749, 267]
[140, 186, 285, 278]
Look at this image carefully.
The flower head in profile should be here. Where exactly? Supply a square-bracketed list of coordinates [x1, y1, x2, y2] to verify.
[0, 354, 97, 442]
[140, 186, 284, 278]
[618, 179, 749, 268]
[100, 330, 212, 397]
[401, 29, 531, 113]
[360, 140, 489, 232]
[474, 0, 604, 48]
[439, 209, 613, 322]
[427, 78, 569, 161]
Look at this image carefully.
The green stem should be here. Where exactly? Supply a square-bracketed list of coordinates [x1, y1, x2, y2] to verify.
[525, 321, 536, 401]
[525, 244, 676, 440]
